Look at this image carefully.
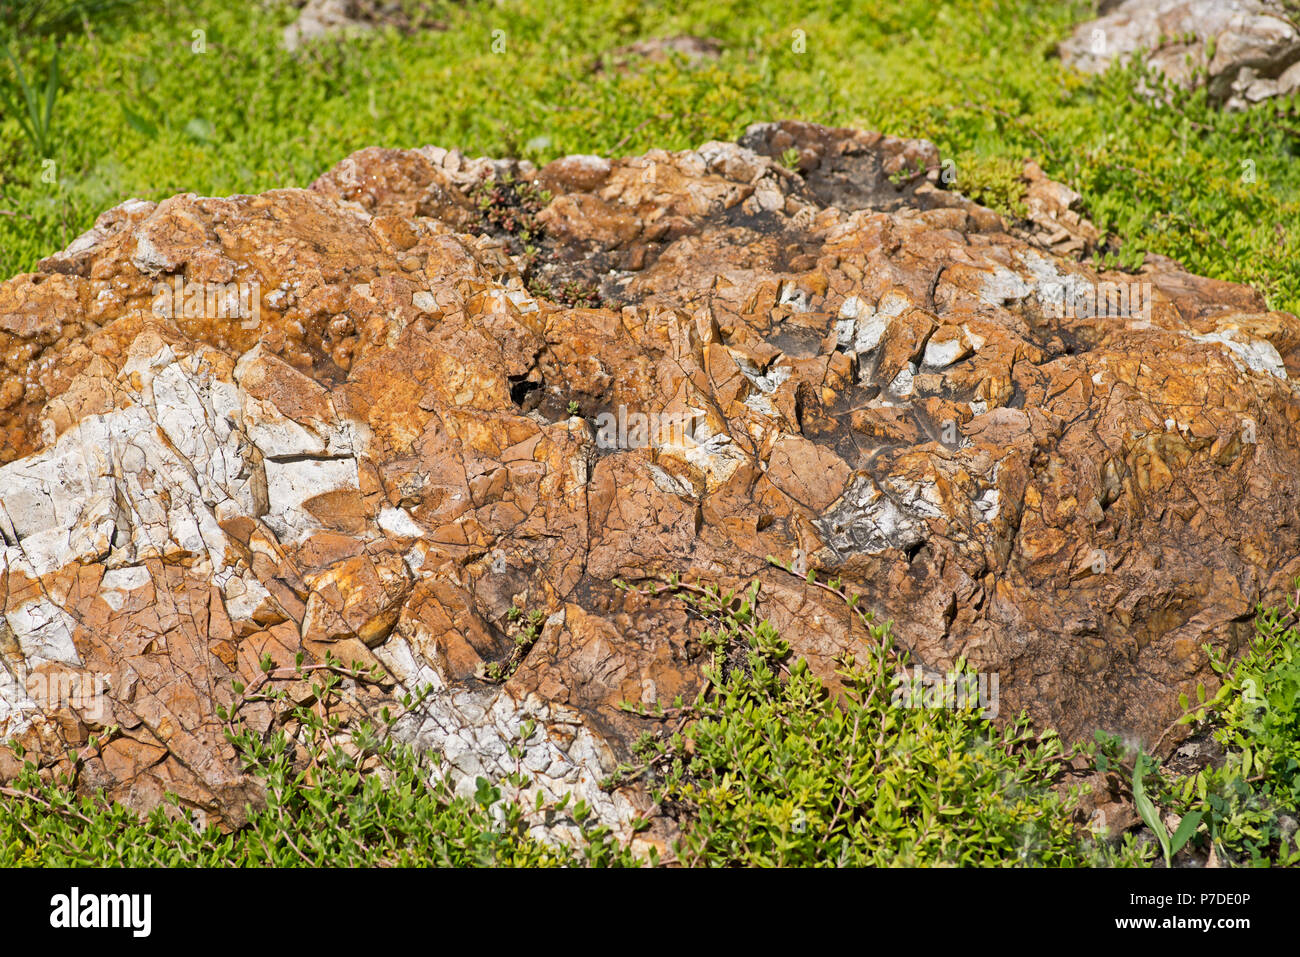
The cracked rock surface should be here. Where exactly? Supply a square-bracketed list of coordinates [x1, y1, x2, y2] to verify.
[2, 120, 1299, 836]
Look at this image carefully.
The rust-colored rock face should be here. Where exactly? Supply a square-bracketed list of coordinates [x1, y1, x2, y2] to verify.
[2, 121, 1299, 834]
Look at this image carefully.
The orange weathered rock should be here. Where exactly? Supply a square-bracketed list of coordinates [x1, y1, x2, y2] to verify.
[2, 121, 1298, 837]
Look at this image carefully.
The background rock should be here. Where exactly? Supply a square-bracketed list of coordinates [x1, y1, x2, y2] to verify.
[281, 0, 452, 51]
[1061, 0, 1300, 109]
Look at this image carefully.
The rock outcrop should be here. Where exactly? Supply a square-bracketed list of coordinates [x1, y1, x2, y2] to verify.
[2, 121, 1298, 837]
[1061, 0, 1300, 109]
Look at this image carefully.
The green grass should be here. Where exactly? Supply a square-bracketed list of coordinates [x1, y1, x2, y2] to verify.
[1, 0, 1298, 311]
